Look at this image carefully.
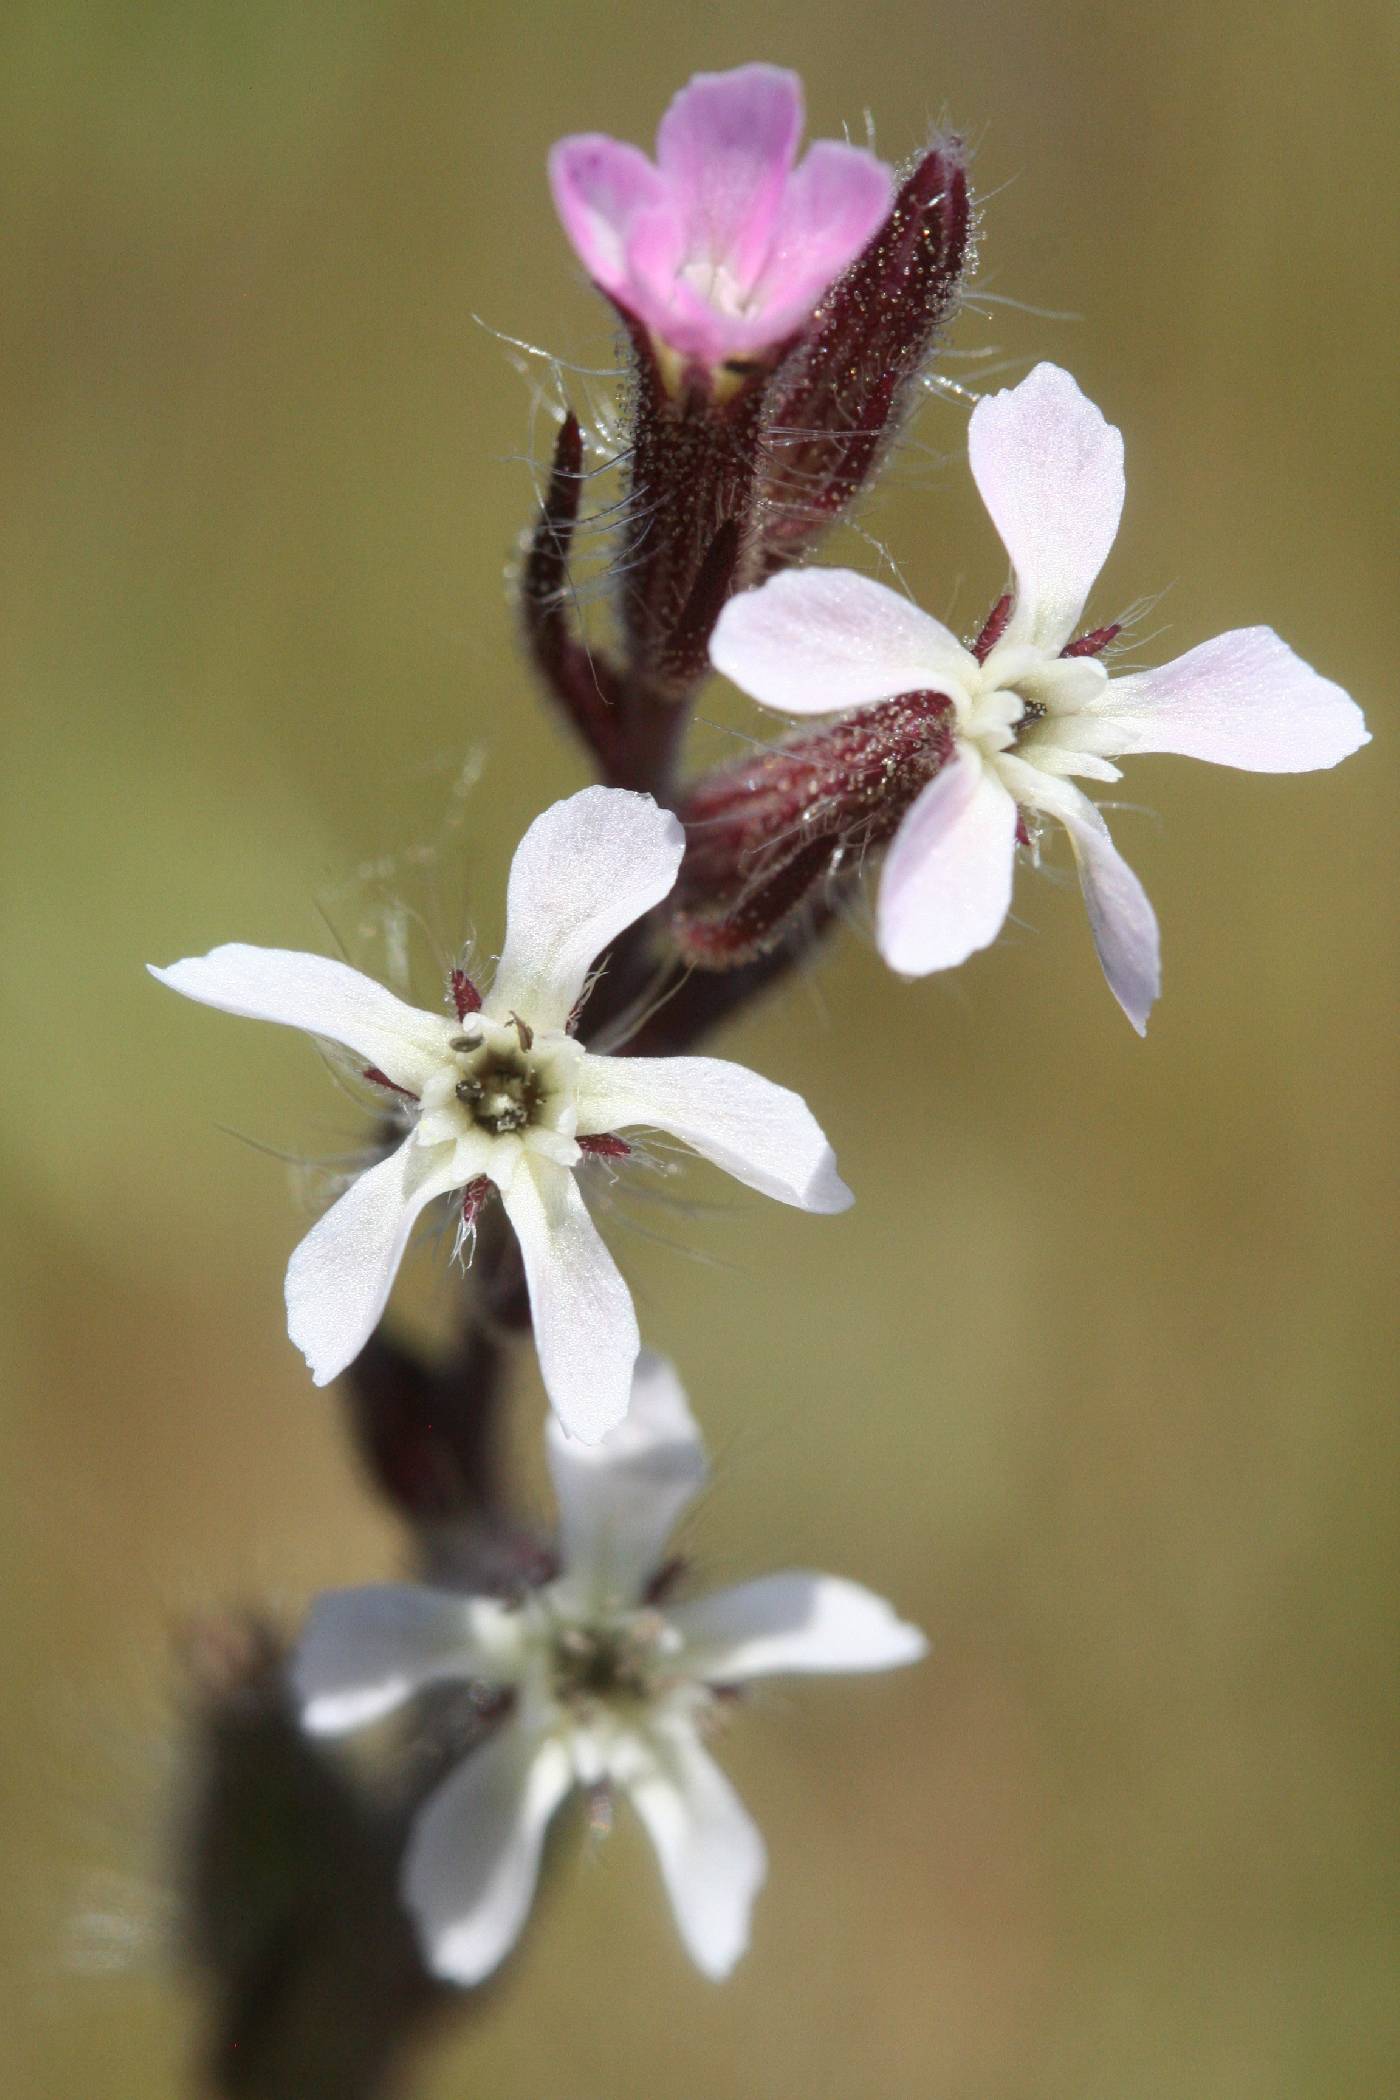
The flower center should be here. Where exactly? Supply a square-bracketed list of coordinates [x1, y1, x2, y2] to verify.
[550, 1618, 660, 1711]
[450, 1034, 545, 1136]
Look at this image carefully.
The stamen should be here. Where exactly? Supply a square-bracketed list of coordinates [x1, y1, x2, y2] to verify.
[450, 968, 483, 1019]
[363, 1066, 418, 1101]
[507, 1011, 535, 1053]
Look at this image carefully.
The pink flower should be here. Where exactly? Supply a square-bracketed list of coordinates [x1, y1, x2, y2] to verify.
[550, 64, 893, 371]
[711, 363, 1370, 1031]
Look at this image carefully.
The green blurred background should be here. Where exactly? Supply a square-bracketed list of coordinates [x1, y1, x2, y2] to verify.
[2, 3, 1395, 2094]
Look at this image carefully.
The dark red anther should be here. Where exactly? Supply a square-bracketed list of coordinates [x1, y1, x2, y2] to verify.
[578, 1133, 631, 1160]
[460, 1176, 492, 1231]
[972, 593, 1013, 663]
[363, 1067, 418, 1101]
[1014, 811, 1032, 848]
[1062, 623, 1121, 659]
[450, 969, 482, 1020]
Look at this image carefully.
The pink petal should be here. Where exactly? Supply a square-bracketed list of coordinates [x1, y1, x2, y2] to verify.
[711, 567, 968, 716]
[968, 363, 1125, 654]
[655, 64, 803, 285]
[756, 140, 893, 331]
[548, 135, 671, 297]
[876, 754, 1018, 976]
[1006, 761, 1160, 1033]
[1084, 626, 1370, 773]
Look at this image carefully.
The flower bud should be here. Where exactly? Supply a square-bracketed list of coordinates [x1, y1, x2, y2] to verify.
[757, 141, 972, 568]
[672, 690, 955, 965]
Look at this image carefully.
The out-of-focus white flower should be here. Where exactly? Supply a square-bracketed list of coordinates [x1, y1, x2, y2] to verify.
[711, 362, 1370, 1031]
[151, 788, 850, 1440]
[292, 1353, 927, 1983]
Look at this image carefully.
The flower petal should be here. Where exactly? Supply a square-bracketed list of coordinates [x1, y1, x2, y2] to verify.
[500, 1154, 639, 1443]
[1005, 759, 1161, 1033]
[148, 945, 450, 1094]
[624, 1724, 766, 1979]
[574, 1052, 851, 1213]
[404, 1725, 573, 1987]
[546, 1350, 708, 1608]
[968, 363, 1125, 653]
[875, 751, 1018, 976]
[548, 134, 670, 295]
[756, 139, 893, 332]
[670, 1572, 927, 1681]
[1081, 626, 1370, 772]
[284, 1136, 466, 1388]
[489, 788, 684, 1034]
[711, 567, 969, 716]
[292, 1585, 526, 1734]
[655, 64, 803, 285]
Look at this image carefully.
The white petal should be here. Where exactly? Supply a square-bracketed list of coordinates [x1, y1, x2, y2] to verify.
[1082, 627, 1370, 773]
[624, 1725, 766, 1979]
[546, 1350, 708, 1607]
[148, 944, 451, 1094]
[670, 1572, 927, 1681]
[292, 1585, 526, 1734]
[968, 363, 1125, 653]
[489, 788, 685, 1033]
[404, 1726, 573, 1987]
[574, 1052, 851, 1213]
[710, 567, 970, 716]
[875, 752, 1018, 976]
[500, 1154, 639, 1444]
[284, 1136, 465, 1387]
[1005, 759, 1161, 1034]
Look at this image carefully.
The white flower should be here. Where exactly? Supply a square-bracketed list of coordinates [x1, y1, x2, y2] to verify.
[710, 361, 1369, 1031]
[292, 1352, 927, 1983]
[150, 788, 850, 1440]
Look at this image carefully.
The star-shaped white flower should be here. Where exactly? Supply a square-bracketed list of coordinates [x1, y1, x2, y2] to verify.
[710, 361, 1369, 1031]
[151, 788, 850, 1440]
[292, 1352, 927, 1983]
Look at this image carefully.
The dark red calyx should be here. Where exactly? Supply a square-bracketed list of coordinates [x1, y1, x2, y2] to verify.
[578, 1133, 631, 1160]
[972, 592, 1013, 663]
[757, 140, 972, 566]
[363, 1066, 418, 1100]
[450, 969, 482, 1020]
[460, 1176, 492, 1231]
[673, 690, 955, 966]
[1062, 623, 1121, 659]
[520, 412, 635, 781]
[613, 320, 776, 700]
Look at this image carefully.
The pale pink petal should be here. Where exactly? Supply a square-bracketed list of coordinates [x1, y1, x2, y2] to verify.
[292, 1586, 526, 1734]
[655, 64, 803, 284]
[968, 363, 1125, 653]
[875, 753, 1018, 976]
[148, 945, 450, 1095]
[623, 1724, 766, 1979]
[499, 1154, 639, 1444]
[757, 140, 893, 327]
[489, 788, 684, 1034]
[546, 1351, 707, 1607]
[284, 1136, 466, 1388]
[1082, 627, 1370, 772]
[405, 1726, 573, 1987]
[1005, 759, 1161, 1033]
[670, 1572, 927, 1681]
[574, 1052, 851, 1213]
[711, 567, 969, 716]
[548, 135, 671, 295]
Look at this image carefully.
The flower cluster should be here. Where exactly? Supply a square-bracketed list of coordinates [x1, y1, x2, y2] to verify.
[157, 57, 1368, 2061]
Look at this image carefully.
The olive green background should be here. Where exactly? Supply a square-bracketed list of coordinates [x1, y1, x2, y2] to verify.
[2, 4, 1395, 2095]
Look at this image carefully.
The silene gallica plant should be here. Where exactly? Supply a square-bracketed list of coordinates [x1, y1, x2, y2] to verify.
[152, 62, 1368, 2099]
